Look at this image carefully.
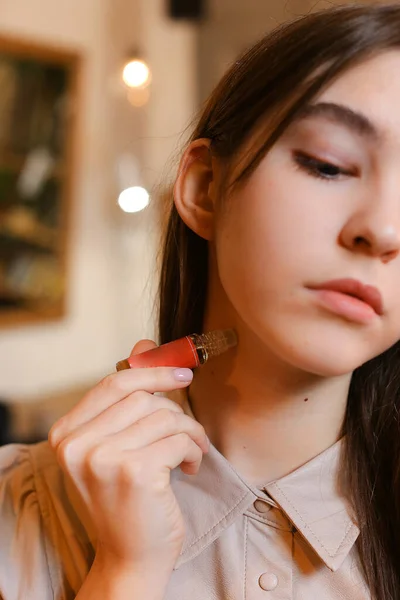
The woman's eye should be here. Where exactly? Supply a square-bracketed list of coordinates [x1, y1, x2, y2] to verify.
[292, 151, 354, 181]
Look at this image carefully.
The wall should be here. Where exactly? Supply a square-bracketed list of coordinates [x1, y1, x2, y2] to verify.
[0, 0, 198, 402]
[198, 0, 384, 101]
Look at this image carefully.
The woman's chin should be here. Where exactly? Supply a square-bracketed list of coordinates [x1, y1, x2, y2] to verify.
[270, 331, 377, 379]
[293, 354, 360, 378]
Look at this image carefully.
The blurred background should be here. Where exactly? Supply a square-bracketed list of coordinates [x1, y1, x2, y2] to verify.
[0, 0, 385, 444]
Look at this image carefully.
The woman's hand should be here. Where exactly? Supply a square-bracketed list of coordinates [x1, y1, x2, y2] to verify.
[48, 339, 210, 580]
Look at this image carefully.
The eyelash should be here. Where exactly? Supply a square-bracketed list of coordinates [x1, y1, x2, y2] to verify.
[292, 151, 355, 181]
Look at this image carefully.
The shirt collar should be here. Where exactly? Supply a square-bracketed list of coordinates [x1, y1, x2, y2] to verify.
[170, 390, 359, 573]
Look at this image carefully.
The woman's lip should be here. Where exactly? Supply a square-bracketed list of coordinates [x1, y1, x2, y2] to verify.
[307, 278, 384, 316]
[308, 288, 378, 324]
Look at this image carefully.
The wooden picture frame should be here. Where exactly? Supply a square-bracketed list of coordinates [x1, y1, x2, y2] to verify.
[0, 35, 81, 328]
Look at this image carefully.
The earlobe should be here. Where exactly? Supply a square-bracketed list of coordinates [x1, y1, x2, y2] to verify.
[173, 138, 216, 241]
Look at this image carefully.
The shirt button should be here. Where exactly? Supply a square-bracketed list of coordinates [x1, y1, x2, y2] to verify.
[254, 499, 272, 513]
[259, 573, 279, 591]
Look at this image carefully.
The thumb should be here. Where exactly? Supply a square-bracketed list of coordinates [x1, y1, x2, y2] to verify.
[129, 338, 158, 358]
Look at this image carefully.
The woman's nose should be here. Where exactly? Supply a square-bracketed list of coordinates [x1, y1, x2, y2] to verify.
[339, 206, 400, 264]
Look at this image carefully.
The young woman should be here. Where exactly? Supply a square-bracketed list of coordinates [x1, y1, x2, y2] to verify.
[2, 3, 400, 599]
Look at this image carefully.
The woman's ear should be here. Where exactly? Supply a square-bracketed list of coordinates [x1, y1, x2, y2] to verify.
[173, 138, 216, 241]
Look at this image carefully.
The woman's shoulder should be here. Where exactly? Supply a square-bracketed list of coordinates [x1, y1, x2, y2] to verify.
[0, 439, 61, 491]
[0, 441, 95, 600]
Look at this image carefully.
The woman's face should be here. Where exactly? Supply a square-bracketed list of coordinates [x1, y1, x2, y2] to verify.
[213, 50, 400, 376]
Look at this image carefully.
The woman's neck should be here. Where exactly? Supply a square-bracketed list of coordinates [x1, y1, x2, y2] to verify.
[188, 345, 351, 487]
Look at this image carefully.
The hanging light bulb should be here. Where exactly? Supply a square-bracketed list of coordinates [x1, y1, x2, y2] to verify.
[118, 186, 150, 213]
[122, 51, 151, 89]
[116, 154, 150, 213]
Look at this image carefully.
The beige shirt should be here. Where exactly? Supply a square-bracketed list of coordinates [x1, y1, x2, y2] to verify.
[0, 393, 369, 599]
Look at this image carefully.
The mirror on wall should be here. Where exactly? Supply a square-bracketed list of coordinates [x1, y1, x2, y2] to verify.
[0, 35, 80, 328]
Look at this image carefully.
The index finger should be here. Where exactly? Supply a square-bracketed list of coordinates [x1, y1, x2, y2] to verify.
[48, 367, 193, 446]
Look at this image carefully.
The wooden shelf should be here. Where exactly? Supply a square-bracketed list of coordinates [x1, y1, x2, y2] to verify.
[0, 282, 37, 307]
[0, 285, 25, 301]
[0, 151, 64, 178]
[0, 34, 81, 328]
[0, 230, 56, 255]
[0, 294, 26, 308]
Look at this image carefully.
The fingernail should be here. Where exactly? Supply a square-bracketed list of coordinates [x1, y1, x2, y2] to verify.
[173, 368, 193, 382]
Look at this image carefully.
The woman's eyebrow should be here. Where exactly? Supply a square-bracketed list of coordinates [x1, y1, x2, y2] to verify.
[293, 101, 383, 143]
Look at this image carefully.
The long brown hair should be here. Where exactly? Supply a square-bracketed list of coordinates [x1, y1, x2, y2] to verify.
[157, 4, 400, 598]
